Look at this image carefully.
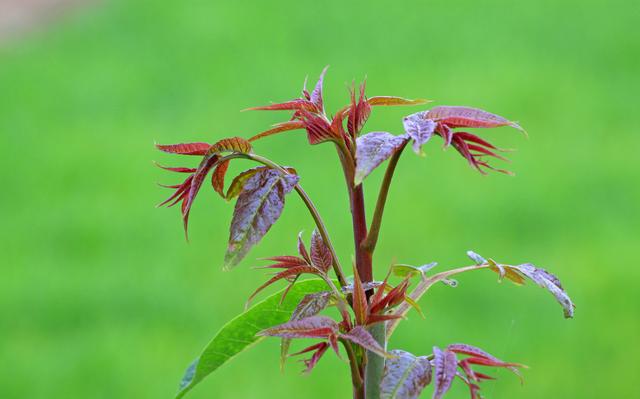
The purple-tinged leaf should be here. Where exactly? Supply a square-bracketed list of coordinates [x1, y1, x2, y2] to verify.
[380, 350, 432, 399]
[447, 343, 524, 380]
[155, 142, 211, 155]
[224, 169, 299, 269]
[310, 66, 328, 111]
[510, 263, 575, 318]
[257, 315, 338, 339]
[354, 132, 409, 185]
[368, 96, 431, 107]
[211, 160, 230, 198]
[427, 106, 525, 133]
[432, 347, 457, 399]
[248, 121, 305, 142]
[402, 112, 437, 155]
[225, 166, 269, 200]
[281, 291, 332, 369]
[341, 326, 390, 358]
[310, 229, 332, 272]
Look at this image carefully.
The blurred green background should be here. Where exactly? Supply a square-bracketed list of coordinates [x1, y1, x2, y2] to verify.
[1, 0, 638, 397]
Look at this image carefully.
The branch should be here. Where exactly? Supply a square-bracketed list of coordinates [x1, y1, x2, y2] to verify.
[386, 264, 489, 338]
[362, 141, 408, 254]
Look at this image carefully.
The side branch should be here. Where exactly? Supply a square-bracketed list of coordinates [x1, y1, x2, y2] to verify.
[362, 141, 408, 254]
[386, 264, 488, 338]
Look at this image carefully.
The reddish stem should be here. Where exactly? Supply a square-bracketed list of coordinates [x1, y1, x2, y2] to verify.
[350, 184, 373, 283]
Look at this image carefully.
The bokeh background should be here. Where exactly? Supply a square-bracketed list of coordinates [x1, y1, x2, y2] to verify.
[1, 0, 639, 398]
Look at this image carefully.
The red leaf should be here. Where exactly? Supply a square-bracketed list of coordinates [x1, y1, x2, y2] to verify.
[154, 163, 197, 173]
[427, 106, 524, 132]
[341, 326, 390, 358]
[211, 160, 230, 198]
[297, 232, 311, 263]
[155, 142, 211, 155]
[257, 316, 338, 339]
[182, 154, 221, 236]
[310, 229, 332, 272]
[300, 110, 337, 144]
[245, 99, 317, 112]
[290, 342, 330, 374]
[248, 121, 305, 142]
[347, 81, 371, 136]
[432, 347, 458, 399]
[248, 266, 319, 304]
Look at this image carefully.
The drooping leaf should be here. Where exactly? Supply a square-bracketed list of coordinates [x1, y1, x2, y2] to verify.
[156, 142, 211, 155]
[509, 263, 575, 318]
[182, 154, 221, 235]
[380, 350, 432, 399]
[432, 347, 458, 399]
[402, 112, 437, 155]
[281, 292, 333, 369]
[211, 160, 230, 198]
[427, 106, 525, 133]
[341, 326, 390, 358]
[175, 279, 329, 399]
[225, 166, 269, 200]
[354, 132, 408, 185]
[368, 96, 431, 107]
[257, 315, 339, 339]
[224, 169, 299, 269]
[310, 229, 332, 271]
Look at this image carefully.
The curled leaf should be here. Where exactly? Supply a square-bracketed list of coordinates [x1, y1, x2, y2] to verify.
[354, 132, 408, 185]
[224, 169, 299, 269]
[211, 160, 230, 198]
[509, 263, 575, 318]
[380, 350, 432, 399]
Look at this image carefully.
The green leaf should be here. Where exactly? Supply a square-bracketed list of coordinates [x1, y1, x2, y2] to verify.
[176, 279, 330, 398]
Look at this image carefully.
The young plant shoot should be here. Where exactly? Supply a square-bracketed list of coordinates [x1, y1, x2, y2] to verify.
[156, 67, 574, 399]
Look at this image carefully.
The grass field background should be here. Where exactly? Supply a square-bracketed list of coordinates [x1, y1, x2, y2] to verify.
[1, 0, 639, 397]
